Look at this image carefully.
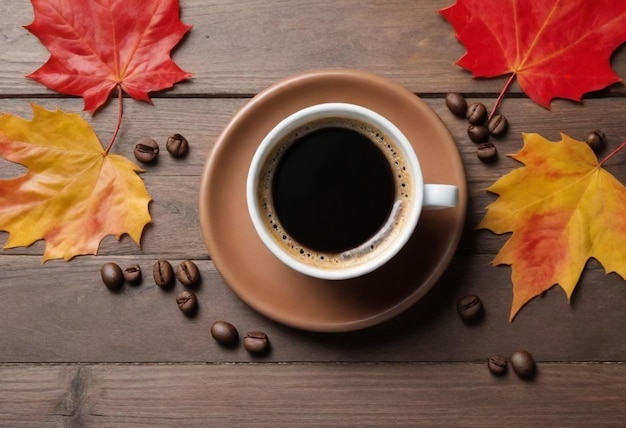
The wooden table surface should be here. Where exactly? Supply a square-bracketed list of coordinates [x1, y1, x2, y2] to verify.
[2, 1, 626, 426]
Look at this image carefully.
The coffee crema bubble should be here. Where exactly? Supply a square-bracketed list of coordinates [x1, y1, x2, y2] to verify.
[255, 117, 415, 270]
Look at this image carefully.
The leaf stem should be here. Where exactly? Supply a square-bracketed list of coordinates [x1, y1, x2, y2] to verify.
[488, 73, 517, 121]
[104, 85, 124, 154]
[599, 140, 626, 166]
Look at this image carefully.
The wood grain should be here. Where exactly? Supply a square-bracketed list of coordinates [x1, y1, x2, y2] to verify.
[1, 254, 624, 363]
[1, 363, 625, 427]
[2, 0, 626, 425]
[1, 0, 625, 96]
[2, 97, 625, 258]
[1, 96, 626, 364]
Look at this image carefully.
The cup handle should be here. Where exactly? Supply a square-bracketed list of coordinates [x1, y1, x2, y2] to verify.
[423, 184, 458, 209]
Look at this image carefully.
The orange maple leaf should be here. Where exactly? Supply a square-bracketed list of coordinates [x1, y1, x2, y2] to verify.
[478, 133, 626, 320]
[0, 105, 151, 261]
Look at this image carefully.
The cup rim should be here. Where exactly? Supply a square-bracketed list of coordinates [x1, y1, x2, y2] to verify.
[246, 102, 424, 280]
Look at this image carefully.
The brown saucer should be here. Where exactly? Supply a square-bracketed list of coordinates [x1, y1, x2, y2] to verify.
[199, 69, 467, 332]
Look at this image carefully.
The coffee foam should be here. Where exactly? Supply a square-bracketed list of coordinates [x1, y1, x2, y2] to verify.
[256, 117, 414, 270]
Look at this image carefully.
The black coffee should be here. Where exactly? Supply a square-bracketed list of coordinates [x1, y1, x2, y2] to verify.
[272, 127, 395, 253]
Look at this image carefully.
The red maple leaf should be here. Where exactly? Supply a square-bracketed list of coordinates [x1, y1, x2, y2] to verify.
[25, 0, 192, 112]
[440, 0, 626, 108]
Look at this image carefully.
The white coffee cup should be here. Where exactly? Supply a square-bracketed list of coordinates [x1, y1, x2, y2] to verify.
[246, 103, 457, 280]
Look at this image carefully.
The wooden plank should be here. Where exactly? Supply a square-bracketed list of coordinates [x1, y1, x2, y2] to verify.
[2, 96, 626, 363]
[3, 96, 626, 180]
[2, 96, 626, 258]
[1, 363, 625, 427]
[0, 364, 70, 428]
[0, 254, 624, 363]
[1, 0, 625, 96]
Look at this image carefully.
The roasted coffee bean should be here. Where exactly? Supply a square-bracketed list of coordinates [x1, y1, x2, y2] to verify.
[476, 142, 497, 163]
[457, 294, 483, 322]
[176, 260, 200, 287]
[153, 259, 174, 288]
[445, 92, 467, 117]
[134, 137, 159, 163]
[122, 264, 142, 284]
[585, 130, 606, 153]
[211, 321, 239, 345]
[166, 133, 189, 158]
[488, 354, 508, 376]
[466, 102, 487, 125]
[243, 331, 270, 354]
[101, 262, 124, 290]
[468, 124, 490, 143]
[488, 114, 508, 137]
[176, 290, 198, 315]
[510, 349, 536, 379]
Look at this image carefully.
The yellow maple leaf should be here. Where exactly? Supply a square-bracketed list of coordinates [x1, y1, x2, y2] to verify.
[478, 132, 626, 321]
[0, 104, 151, 261]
